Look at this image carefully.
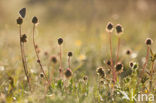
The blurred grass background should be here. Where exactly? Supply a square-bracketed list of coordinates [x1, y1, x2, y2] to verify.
[0, 0, 156, 74]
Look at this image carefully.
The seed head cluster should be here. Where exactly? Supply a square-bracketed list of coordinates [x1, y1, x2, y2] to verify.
[115, 63, 123, 72]
[32, 16, 38, 24]
[96, 67, 105, 78]
[20, 34, 27, 43]
[145, 38, 153, 45]
[106, 22, 114, 32]
[51, 56, 57, 64]
[68, 52, 73, 57]
[64, 68, 72, 78]
[58, 38, 63, 45]
[17, 17, 23, 25]
[116, 24, 123, 34]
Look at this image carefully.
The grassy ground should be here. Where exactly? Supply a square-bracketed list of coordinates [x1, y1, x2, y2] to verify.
[0, 0, 156, 103]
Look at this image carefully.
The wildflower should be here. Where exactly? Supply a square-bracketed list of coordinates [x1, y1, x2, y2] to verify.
[116, 24, 123, 35]
[129, 61, 134, 68]
[145, 38, 153, 45]
[16, 17, 23, 25]
[58, 38, 63, 45]
[106, 60, 111, 66]
[133, 63, 138, 71]
[40, 73, 44, 78]
[126, 49, 132, 55]
[64, 68, 72, 78]
[32, 16, 38, 24]
[115, 63, 123, 72]
[68, 52, 73, 57]
[20, 34, 27, 43]
[83, 76, 88, 81]
[106, 22, 114, 32]
[96, 67, 105, 78]
[50, 56, 57, 64]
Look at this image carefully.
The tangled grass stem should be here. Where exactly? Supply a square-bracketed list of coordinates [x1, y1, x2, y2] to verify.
[32, 24, 51, 86]
[19, 25, 31, 90]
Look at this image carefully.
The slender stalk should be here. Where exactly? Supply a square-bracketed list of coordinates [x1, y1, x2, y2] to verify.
[19, 25, 31, 90]
[149, 61, 154, 92]
[59, 45, 63, 78]
[142, 46, 150, 76]
[32, 24, 51, 86]
[116, 37, 120, 64]
[68, 56, 71, 68]
[108, 32, 116, 83]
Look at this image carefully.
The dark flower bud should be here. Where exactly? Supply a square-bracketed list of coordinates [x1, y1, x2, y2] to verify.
[37, 59, 40, 63]
[115, 63, 123, 72]
[40, 73, 44, 78]
[17, 17, 23, 25]
[96, 67, 105, 78]
[145, 38, 153, 45]
[129, 61, 134, 68]
[64, 68, 72, 78]
[126, 49, 132, 55]
[106, 60, 111, 66]
[83, 76, 88, 81]
[68, 52, 72, 57]
[20, 34, 27, 43]
[106, 22, 114, 32]
[50, 56, 57, 64]
[58, 38, 63, 45]
[116, 24, 123, 34]
[133, 63, 138, 70]
[32, 16, 38, 24]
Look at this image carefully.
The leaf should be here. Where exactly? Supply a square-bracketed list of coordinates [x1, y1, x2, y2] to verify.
[19, 8, 26, 18]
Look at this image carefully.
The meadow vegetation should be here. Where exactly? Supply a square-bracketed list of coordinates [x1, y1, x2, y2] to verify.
[0, 0, 156, 103]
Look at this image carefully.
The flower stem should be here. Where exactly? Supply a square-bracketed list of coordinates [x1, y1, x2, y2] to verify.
[116, 37, 120, 64]
[32, 24, 51, 86]
[108, 32, 116, 83]
[19, 25, 31, 90]
[142, 46, 150, 76]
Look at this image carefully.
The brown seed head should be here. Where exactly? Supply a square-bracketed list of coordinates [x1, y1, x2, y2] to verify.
[17, 17, 23, 25]
[145, 38, 153, 45]
[116, 24, 123, 35]
[115, 63, 123, 72]
[58, 38, 63, 45]
[32, 16, 38, 24]
[106, 22, 114, 32]
[64, 68, 72, 78]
